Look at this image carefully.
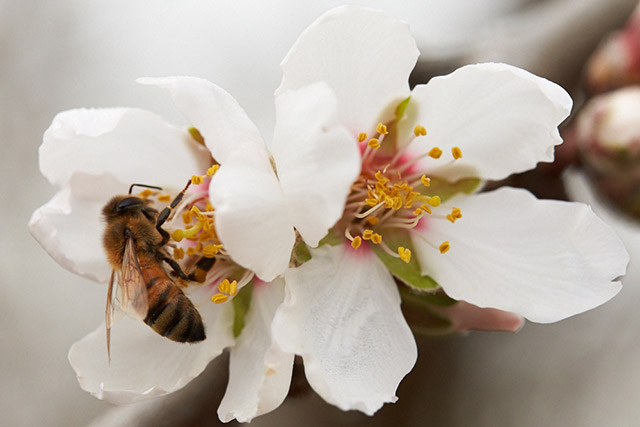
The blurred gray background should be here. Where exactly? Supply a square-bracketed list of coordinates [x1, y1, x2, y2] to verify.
[2, 0, 639, 426]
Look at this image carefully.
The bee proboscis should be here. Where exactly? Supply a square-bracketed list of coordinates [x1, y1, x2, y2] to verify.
[102, 181, 206, 360]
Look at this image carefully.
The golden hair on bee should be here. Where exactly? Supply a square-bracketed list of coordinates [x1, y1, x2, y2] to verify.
[102, 182, 206, 360]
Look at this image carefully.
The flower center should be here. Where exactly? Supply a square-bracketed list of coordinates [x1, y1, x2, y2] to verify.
[135, 165, 252, 304]
[343, 122, 464, 263]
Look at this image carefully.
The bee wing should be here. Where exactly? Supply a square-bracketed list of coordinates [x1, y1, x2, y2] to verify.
[119, 235, 149, 321]
[106, 269, 116, 362]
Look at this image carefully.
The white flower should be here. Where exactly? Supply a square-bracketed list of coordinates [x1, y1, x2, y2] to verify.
[203, 5, 629, 416]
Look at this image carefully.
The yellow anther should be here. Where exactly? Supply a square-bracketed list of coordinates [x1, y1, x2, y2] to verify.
[392, 197, 403, 210]
[375, 171, 389, 183]
[427, 196, 441, 207]
[191, 175, 204, 185]
[398, 247, 411, 263]
[428, 147, 443, 159]
[414, 125, 427, 137]
[139, 189, 153, 198]
[421, 175, 431, 187]
[206, 202, 214, 212]
[366, 217, 379, 225]
[414, 208, 423, 215]
[371, 233, 382, 245]
[376, 123, 388, 135]
[206, 164, 220, 177]
[181, 211, 193, 225]
[451, 208, 462, 219]
[191, 205, 206, 220]
[452, 146, 462, 159]
[446, 214, 455, 223]
[229, 280, 238, 297]
[195, 242, 203, 253]
[157, 194, 171, 203]
[439, 241, 450, 254]
[202, 244, 221, 258]
[187, 247, 196, 257]
[365, 198, 379, 207]
[351, 236, 362, 249]
[218, 279, 231, 294]
[173, 247, 185, 260]
[358, 132, 368, 142]
[368, 138, 380, 149]
[420, 204, 432, 214]
[211, 293, 229, 304]
[363, 229, 374, 240]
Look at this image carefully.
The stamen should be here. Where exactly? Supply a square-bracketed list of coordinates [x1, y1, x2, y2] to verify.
[371, 233, 382, 244]
[211, 294, 228, 304]
[420, 204, 432, 214]
[172, 222, 202, 242]
[366, 217, 379, 225]
[376, 123, 389, 135]
[414, 125, 427, 137]
[157, 194, 171, 203]
[368, 138, 380, 149]
[181, 211, 192, 224]
[398, 247, 411, 263]
[351, 236, 362, 249]
[452, 146, 462, 159]
[420, 175, 431, 187]
[206, 164, 220, 177]
[191, 175, 204, 185]
[439, 241, 450, 254]
[173, 247, 185, 260]
[358, 132, 367, 142]
[428, 147, 443, 159]
[363, 229, 374, 240]
[203, 244, 222, 258]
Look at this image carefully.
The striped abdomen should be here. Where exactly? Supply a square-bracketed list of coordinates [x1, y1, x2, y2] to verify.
[139, 259, 206, 343]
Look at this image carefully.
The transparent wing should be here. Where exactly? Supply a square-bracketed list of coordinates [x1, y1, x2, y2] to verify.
[105, 269, 116, 362]
[119, 235, 149, 320]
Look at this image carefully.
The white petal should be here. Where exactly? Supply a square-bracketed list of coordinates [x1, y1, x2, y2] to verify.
[68, 299, 234, 404]
[40, 108, 210, 190]
[401, 63, 572, 181]
[272, 245, 416, 415]
[412, 187, 628, 323]
[138, 77, 265, 164]
[218, 278, 294, 423]
[272, 82, 361, 246]
[209, 145, 294, 282]
[277, 5, 418, 133]
[28, 173, 124, 282]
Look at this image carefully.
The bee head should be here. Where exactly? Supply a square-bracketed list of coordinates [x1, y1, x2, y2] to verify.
[102, 195, 148, 220]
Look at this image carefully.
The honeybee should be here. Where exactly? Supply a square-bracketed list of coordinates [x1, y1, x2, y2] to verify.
[102, 182, 205, 359]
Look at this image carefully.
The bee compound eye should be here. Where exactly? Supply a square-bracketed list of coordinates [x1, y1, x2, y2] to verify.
[116, 197, 144, 213]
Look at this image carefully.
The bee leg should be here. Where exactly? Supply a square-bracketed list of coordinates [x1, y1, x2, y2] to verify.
[155, 180, 192, 231]
[160, 253, 190, 280]
[187, 257, 217, 283]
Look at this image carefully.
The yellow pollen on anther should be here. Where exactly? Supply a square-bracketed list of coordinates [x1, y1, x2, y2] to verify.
[157, 194, 171, 203]
[427, 196, 441, 207]
[421, 175, 431, 187]
[181, 211, 192, 225]
[203, 244, 222, 258]
[414, 125, 427, 137]
[351, 236, 362, 249]
[420, 204, 432, 214]
[414, 208, 423, 215]
[368, 138, 380, 149]
[218, 279, 231, 294]
[375, 171, 389, 183]
[187, 247, 196, 257]
[191, 175, 204, 185]
[371, 233, 382, 244]
[362, 229, 374, 240]
[439, 241, 450, 254]
[358, 132, 367, 142]
[229, 280, 238, 297]
[173, 247, 185, 260]
[398, 247, 411, 263]
[206, 165, 220, 177]
[452, 146, 462, 159]
[376, 123, 388, 135]
[206, 202, 214, 212]
[366, 217, 379, 225]
[211, 293, 228, 304]
[139, 189, 153, 198]
[428, 147, 443, 159]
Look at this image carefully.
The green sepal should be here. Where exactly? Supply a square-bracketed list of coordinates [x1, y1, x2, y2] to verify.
[371, 229, 438, 291]
[232, 281, 254, 338]
[399, 287, 460, 337]
[188, 127, 205, 145]
[293, 240, 312, 265]
[418, 177, 481, 203]
[318, 227, 344, 247]
[395, 96, 411, 121]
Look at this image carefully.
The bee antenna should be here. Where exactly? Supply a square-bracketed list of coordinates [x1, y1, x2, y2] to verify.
[128, 183, 163, 195]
